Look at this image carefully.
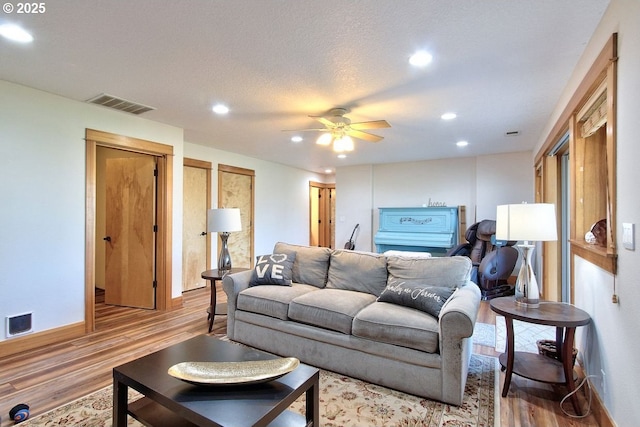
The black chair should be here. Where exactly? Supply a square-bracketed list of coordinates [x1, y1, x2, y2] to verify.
[447, 220, 518, 300]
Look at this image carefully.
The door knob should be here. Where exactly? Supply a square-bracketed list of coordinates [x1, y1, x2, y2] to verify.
[103, 236, 111, 242]
[200, 232, 207, 236]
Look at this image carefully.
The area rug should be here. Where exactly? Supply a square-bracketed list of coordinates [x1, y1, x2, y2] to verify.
[21, 354, 499, 427]
[495, 315, 555, 353]
[472, 322, 496, 347]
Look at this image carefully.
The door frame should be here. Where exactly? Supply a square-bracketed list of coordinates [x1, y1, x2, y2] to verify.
[85, 129, 174, 332]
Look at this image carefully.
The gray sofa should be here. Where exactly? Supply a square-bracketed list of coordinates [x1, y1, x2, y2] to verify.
[223, 242, 481, 405]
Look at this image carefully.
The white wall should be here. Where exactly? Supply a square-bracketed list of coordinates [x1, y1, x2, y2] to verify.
[0, 81, 324, 340]
[533, 1, 640, 424]
[0, 81, 184, 337]
[336, 152, 533, 252]
[475, 152, 535, 219]
[184, 142, 325, 258]
[334, 165, 374, 250]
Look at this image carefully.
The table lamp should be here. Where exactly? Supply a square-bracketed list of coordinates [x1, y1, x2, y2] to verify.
[496, 203, 557, 308]
[207, 208, 242, 272]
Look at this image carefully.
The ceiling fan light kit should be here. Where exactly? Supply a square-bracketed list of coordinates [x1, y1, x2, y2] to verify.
[316, 133, 354, 153]
[316, 133, 333, 146]
[332, 135, 354, 152]
[290, 107, 390, 154]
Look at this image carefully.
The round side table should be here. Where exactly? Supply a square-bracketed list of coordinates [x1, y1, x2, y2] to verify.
[490, 296, 591, 415]
[202, 268, 248, 332]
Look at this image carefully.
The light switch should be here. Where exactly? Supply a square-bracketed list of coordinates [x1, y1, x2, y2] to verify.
[623, 223, 635, 250]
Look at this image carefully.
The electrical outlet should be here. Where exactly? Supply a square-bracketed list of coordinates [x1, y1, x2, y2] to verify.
[601, 369, 606, 396]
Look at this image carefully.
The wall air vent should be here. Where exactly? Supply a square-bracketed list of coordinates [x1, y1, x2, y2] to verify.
[86, 93, 156, 115]
[6, 312, 32, 337]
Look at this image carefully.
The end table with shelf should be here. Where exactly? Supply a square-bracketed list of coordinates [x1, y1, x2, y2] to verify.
[490, 296, 591, 415]
[201, 268, 248, 332]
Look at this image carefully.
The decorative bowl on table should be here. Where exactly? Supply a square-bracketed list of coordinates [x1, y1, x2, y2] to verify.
[167, 357, 300, 386]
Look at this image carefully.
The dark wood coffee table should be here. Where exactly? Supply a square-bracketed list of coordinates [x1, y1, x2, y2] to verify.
[113, 335, 319, 427]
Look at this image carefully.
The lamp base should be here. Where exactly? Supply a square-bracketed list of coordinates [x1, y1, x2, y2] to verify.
[515, 244, 539, 308]
[217, 232, 232, 272]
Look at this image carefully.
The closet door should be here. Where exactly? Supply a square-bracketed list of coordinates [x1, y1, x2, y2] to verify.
[182, 159, 211, 291]
[219, 165, 254, 268]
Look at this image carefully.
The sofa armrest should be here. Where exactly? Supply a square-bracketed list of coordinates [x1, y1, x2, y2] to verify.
[438, 281, 481, 405]
[222, 269, 254, 339]
[439, 281, 481, 339]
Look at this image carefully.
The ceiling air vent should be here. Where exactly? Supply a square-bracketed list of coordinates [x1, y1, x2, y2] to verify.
[505, 131, 520, 136]
[86, 93, 156, 115]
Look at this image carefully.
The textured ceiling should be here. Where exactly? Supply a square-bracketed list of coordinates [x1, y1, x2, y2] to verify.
[0, 1, 609, 173]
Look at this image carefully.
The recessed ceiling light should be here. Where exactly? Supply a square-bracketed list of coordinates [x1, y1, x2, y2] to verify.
[456, 140, 469, 147]
[409, 50, 433, 67]
[337, 154, 347, 159]
[291, 136, 303, 143]
[324, 168, 333, 174]
[441, 112, 457, 120]
[0, 24, 34, 43]
[212, 104, 229, 115]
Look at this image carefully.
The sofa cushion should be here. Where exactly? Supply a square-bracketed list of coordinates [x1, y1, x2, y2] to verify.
[325, 250, 388, 296]
[249, 253, 295, 286]
[288, 289, 377, 334]
[237, 283, 318, 320]
[273, 242, 331, 288]
[384, 250, 431, 258]
[386, 255, 472, 289]
[352, 301, 440, 353]
[377, 279, 457, 317]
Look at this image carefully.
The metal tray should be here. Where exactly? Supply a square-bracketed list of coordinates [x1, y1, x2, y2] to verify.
[167, 357, 300, 386]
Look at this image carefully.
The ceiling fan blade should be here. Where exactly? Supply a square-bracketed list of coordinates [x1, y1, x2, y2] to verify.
[347, 129, 384, 142]
[349, 120, 391, 130]
[282, 128, 329, 132]
[309, 116, 337, 128]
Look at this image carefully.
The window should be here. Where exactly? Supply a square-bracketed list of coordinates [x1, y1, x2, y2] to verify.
[536, 33, 618, 282]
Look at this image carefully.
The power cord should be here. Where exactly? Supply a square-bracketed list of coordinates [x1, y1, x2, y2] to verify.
[560, 373, 597, 417]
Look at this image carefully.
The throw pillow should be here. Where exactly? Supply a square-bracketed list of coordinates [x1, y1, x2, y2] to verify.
[377, 277, 457, 317]
[249, 253, 296, 286]
[273, 242, 331, 287]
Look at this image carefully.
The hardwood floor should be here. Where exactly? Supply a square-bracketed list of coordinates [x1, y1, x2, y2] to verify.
[0, 289, 599, 427]
[475, 302, 599, 427]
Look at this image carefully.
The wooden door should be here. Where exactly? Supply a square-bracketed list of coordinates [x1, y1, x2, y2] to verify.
[104, 156, 156, 309]
[309, 181, 336, 248]
[219, 165, 254, 269]
[182, 161, 210, 291]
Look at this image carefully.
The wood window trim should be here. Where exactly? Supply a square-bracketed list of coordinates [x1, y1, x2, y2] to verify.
[535, 33, 617, 165]
[535, 34, 618, 275]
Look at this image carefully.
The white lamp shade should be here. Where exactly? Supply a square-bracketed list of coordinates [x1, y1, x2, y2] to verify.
[207, 208, 242, 233]
[496, 203, 558, 242]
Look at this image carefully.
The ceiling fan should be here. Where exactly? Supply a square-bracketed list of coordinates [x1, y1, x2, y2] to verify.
[287, 108, 391, 152]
